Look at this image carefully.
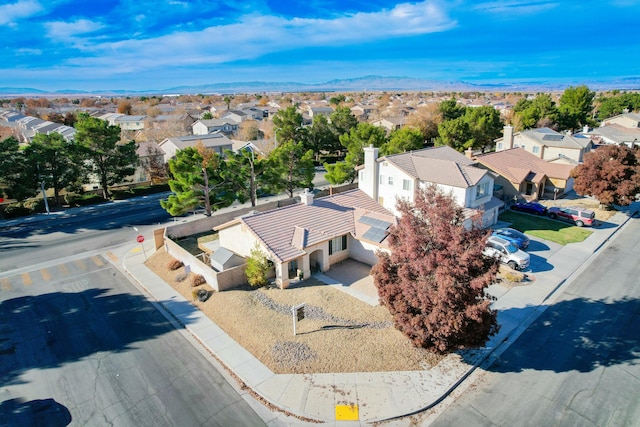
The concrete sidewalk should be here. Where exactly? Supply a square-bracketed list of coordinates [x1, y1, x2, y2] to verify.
[122, 208, 636, 426]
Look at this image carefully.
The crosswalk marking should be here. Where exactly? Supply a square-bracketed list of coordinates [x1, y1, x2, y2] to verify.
[21, 272, 32, 286]
[91, 255, 104, 266]
[58, 264, 69, 275]
[40, 268, 52, 281]
[1, 278, 11, 291]
[74, 259, 87, 270]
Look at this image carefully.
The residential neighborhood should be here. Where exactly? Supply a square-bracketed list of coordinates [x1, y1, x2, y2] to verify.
[2, 86, 640, 426]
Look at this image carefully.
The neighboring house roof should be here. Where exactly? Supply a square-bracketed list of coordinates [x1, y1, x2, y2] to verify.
[583, 124, 640, 145]
[515, 127, 589, 150]
[216, 189, 395, 263]
[474, 147, 574, 183]
[162, 132, 232, 149]
[115, 115, 147, 122]
[230, 138, 275, 156]
[193, 119, 237, 128]
[382, 146, 488, 188]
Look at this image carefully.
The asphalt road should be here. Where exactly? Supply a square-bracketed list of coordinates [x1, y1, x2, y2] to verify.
[0, 255, 266, 426]
[430, 218, 640, 426]
[0, 193, 173, 273]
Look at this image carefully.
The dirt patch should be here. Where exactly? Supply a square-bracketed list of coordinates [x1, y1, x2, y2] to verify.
[538, 197, 616, 221]
[145, 248, 444, 374]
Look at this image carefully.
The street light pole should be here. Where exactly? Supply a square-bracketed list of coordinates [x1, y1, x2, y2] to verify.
[37, 163, 50, 215]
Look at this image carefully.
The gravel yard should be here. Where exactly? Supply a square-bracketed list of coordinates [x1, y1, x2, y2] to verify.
[145, 248, 443, 374]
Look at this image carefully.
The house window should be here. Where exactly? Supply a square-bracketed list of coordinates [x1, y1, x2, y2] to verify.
[402, 179, 412, 191]
[329, 235, 348, 255]
[388, 176, 394, 185]
[533, 146, 540, 154]
[359, 170, 365, 182]
[497, 142, 503, 149]
[379, 175, 385, 185]
[476, 181, 490, 199]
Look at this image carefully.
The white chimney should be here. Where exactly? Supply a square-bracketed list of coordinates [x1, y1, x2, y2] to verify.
[301, 188, 314, 206]
[503, 125, 514, 150]
[361, 145, 379, 201]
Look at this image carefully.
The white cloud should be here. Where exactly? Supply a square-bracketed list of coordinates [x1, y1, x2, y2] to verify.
[472, 1, 559, 16]
[0, 0, 43, 26]
[68, 1, 455, 71]
[45, 19, 106, 41]
[15, 47, 42, 55]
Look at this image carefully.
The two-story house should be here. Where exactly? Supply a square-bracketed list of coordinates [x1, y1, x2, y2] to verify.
[580, 112, 640, 147]
[192, 119, 239, 136]
[358, 146, 502, 227]
[495, 125, 593, 164]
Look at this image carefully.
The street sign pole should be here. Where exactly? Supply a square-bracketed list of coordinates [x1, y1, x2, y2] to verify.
[133, 227, 147, 260]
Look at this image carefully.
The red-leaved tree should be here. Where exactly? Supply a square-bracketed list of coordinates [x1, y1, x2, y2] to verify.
[371, 184, 499, 353]
[571, 144, 640, 206]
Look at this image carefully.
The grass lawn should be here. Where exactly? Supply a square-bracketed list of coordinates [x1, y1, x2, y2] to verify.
[499, 211, 593, 245]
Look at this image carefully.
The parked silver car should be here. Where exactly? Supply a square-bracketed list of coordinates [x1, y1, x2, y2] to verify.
[483, 236, 530, 270]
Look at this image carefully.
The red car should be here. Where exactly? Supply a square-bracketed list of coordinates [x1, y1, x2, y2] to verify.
[547, 206, 596, 227]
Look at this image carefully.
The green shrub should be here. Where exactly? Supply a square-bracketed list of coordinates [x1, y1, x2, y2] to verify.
[196, 288, 210, 302]
[3, 204, 31, 219]
[65, 193, 105, 207]
[23, 198, 51, 213]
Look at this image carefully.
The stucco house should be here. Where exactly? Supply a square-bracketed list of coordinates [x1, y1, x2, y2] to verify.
[214, 189, 396, 288]
[495, 126, 593, 164]
[580, 112, 640, 147]
[158, 132, 233, 163]
[474, 147, 575, 200]
[192, 119, 239, 136]
[358, 145, 502, 227]
[371, 116, 407, 133]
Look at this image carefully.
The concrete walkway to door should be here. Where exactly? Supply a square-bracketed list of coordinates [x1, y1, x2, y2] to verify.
[313, 259, 380, 306]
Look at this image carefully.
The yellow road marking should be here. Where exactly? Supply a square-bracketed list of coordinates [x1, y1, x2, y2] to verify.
[335, 405, 359, 421]
[107, 251, 119, 262]
[74, 259, 86, 270]
[40, 268, 52, 281]
[131, 247, 142, 253]
[1, 278, 12, 291]
[21, 272, 32, 286]
[91, 255, 104, 266]
[58, 263, 69, 276]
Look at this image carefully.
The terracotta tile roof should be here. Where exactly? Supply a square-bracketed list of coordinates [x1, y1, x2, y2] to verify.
[230, 189, 394, 263]
[474, 147, 574, 183]
[383, 146, 487, 187]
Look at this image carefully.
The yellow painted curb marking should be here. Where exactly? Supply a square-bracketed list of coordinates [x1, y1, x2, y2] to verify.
[131, 247, 142, 253]
[335, 404, 359, 421]
[21, 273, 32, 286]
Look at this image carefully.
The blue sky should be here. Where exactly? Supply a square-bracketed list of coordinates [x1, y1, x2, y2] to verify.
[2, 0, 639, 91]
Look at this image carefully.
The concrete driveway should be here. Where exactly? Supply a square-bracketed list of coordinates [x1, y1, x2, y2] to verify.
[314, 259, 380, 306]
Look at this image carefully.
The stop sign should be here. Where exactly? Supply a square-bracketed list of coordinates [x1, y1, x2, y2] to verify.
[136, 235, 144, 243]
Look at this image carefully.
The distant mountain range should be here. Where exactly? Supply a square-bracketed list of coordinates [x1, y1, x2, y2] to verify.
[2, 75, 639, 96]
